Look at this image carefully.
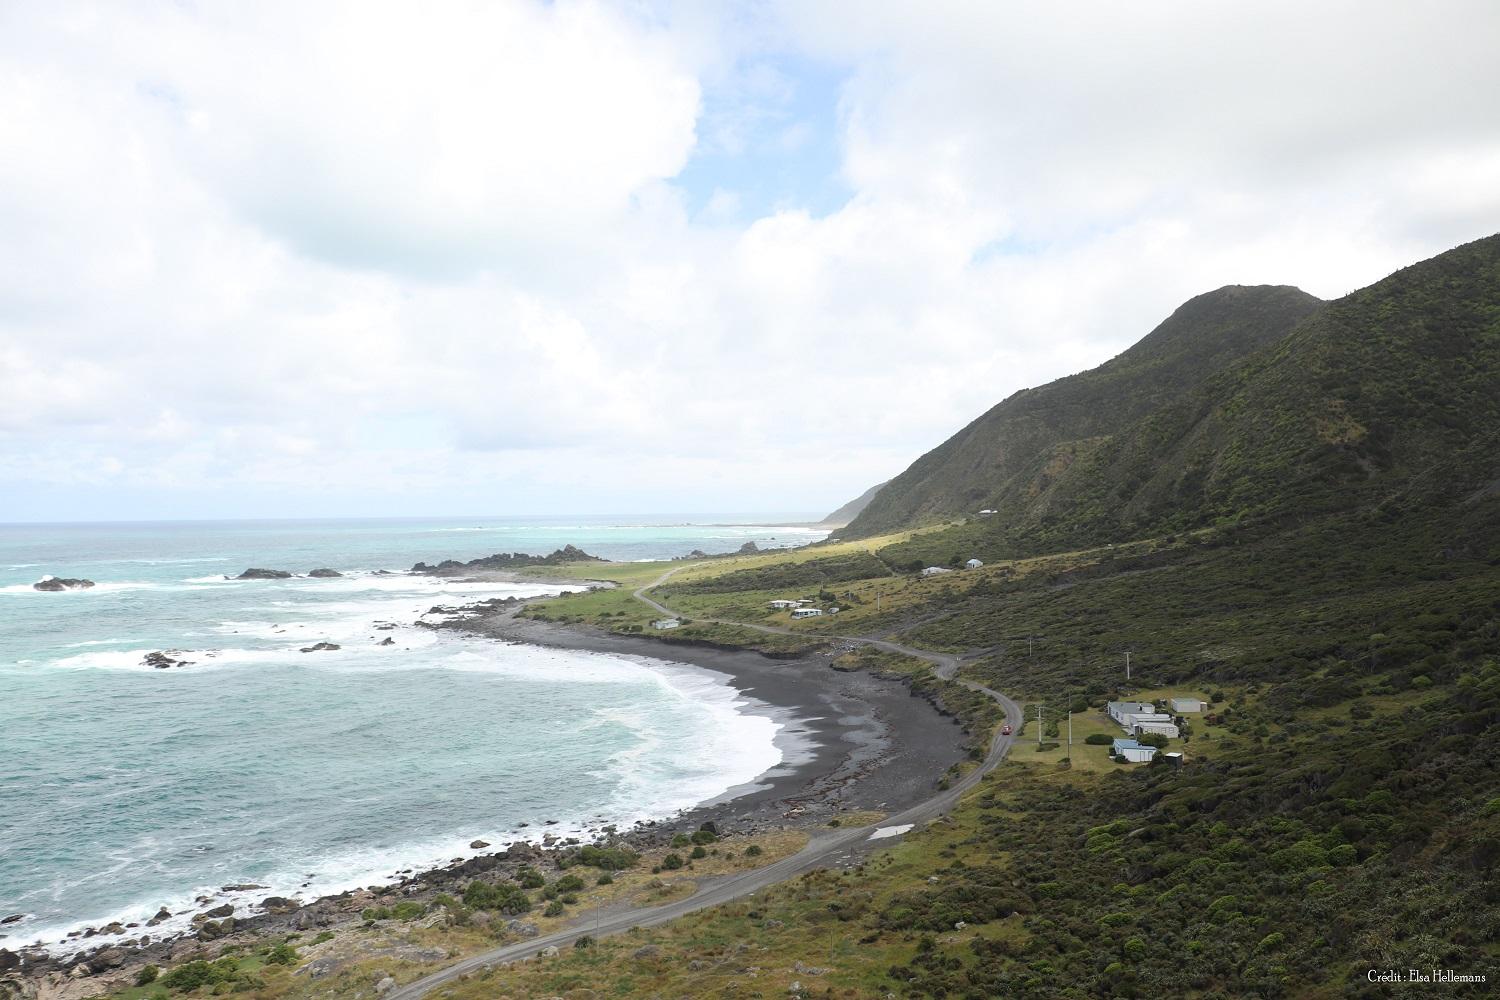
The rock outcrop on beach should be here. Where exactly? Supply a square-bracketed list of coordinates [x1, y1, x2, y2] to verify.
[142, 651, 194, 670]
[33, 577, 95, 591]
[411, 545, 603, 575]
[736, 541, 759, 554]
[307, 568, 342, 578]
[234, 568, 292, 580]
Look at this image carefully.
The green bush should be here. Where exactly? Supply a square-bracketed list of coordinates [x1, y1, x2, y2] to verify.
[554, 874, 586, 892]
[543, 900, 565, 917]
[573, 845, 639, 870]
[690, 830, 717, 845]
[662, 853, 684, 870]
[515, 867, 546, 889]
[264, 943, 298, 966]
[463, 879, 532, 915]
[1084, 733, 1113, 745]
[135, 965, 160, 986]
[745, 845, 763, 857]
[160, 958, 239, 991]
[670, 833, 691, 848]
[690, 845, 707, 859]
[596, 872, 614, 885]
[390, 900, 426, 920]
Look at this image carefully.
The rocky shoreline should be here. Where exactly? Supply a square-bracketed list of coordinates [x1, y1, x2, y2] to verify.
[0, 579, 968, 1000]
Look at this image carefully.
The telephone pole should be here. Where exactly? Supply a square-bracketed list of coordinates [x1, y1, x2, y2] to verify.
[1125, 651, 1132, 681]
[1067, 710, 1073, 747]
[1036, 704, 1044, 746]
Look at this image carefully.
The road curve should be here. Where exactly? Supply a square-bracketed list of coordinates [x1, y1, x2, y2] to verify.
[389, 565, 1021, 1000]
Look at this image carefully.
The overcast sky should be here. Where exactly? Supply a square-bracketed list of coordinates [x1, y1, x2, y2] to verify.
[4, 1, 1499, 522]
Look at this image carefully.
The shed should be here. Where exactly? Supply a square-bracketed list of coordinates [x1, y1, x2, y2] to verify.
[965, 558, 984, 569]
[1110, 738, 1158, 763]
[1169, 697, 1205, 714]
[651, 618, 681, 630]
[791, 608, 824, 619]
[921, 566, 953, 577]
[768, 599, 799, 609]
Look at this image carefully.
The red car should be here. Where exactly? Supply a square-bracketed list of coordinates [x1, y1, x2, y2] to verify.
[1001, 724, 1013, 736]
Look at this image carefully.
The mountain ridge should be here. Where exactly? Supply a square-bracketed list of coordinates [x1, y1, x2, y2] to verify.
[838, 283, 1325, 538]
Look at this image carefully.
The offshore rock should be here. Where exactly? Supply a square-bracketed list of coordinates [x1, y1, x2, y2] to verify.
[143, 651, 194, 670]
[299, 642, 341, 653]
[307, 568, 342, 578]
[234, 568, 292, 580]
[33, 577, 94, 592]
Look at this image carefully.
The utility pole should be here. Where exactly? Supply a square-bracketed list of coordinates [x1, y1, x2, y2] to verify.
[1067, 710, 1073, 747]
[1028, 635, 1034, 657]
[1125, 651, 1132, 681]
[1037, 704, 1044, 746]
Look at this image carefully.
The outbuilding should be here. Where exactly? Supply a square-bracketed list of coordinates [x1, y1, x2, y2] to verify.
[791, 608, 824, 619]
[1133, 720, 1180, 739]
[1111, 738, 1158, 764]
[965, 558, 984, 569]
[651, 618, 681, 630]
[768, 599, 799, 609]
[1169, 697, 1205, 714]
[1106, 701, 1155, 726]
[921, 566, 953, 577]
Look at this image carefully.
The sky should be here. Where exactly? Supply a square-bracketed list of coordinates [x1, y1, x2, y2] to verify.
[3, 1, 1500, 522]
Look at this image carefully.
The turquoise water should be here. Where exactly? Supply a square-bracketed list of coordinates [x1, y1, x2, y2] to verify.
[0, 516, 824, 953]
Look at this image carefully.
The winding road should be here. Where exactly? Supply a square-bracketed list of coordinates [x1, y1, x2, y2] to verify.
[388, 566, 1021, 1000]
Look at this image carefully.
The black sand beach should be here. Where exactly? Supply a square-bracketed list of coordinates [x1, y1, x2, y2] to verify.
[447, 606, 971, 836]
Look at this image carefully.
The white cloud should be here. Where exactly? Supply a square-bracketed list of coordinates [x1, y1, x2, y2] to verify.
[2, 1, 1499, 521]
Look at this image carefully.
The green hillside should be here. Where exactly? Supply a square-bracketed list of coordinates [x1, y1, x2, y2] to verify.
[839, 284, 1325, 539]
[870, 234, 1500, 566]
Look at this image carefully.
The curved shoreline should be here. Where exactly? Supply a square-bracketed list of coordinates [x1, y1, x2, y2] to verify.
[2, 588, 970, 992]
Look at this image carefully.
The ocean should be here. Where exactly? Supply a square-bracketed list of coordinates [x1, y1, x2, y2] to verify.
[0, 515, 825, 953]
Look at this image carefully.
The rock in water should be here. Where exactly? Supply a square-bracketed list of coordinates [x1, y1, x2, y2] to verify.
[235, 568, 292, 580]
[307, 568, 342, 578]
[299, 642, 341, 653]
[377, 637, 395, 646]
[33, 577, 95, 591]
[469, 840, 490, 849]
[736, 541, 759, 554]
[143, 651, 194, 670]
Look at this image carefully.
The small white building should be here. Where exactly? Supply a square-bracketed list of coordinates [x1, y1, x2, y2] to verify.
[1169, 697, 1205, 714]
[791, 608, 824, 619]
[965, 558, 984, 569]
[920, 566, 953, 577]
[652, 618, 681, 630]
[1106, 701, 1155, 726]
[1111, 738, 1157, 763]
[1119, 712, 1173, 731]
[1133, 720, 1180, 739]
[767, 599, 799, 610]
[977, 509, 996, 516]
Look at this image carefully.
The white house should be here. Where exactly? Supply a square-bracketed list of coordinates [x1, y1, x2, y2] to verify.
[651, 618, 681, 630]
[977, 509, 996, 516]
[965, 558, 984, 569]
[1111, 738, 1158, 763]
[791, 608, 824, 619]
[1106, 701, 1155, 726]
[920, 566, 953, 577]
[767, 599, 799, 610]
[1169, 697, 1205, 714]
[1133, 721, 1180, 739]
